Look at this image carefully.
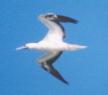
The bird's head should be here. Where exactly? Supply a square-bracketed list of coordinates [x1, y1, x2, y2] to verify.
[16, 43, 38, 51]
[38, 12, 78, 24]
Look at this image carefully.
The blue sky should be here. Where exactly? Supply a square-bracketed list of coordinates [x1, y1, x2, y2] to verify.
[0, 0, 108, 95]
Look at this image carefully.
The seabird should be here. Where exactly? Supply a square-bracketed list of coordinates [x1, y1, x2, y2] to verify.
[16, 13, 87, 85]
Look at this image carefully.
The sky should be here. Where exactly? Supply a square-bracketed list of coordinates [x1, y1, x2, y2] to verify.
[0, 0, 108, 95]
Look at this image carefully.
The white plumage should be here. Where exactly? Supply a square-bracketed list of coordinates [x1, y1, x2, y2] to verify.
[16, 13, 87, 84]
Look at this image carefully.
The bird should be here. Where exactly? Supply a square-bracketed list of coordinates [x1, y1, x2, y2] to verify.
[16, 12, 87, 85]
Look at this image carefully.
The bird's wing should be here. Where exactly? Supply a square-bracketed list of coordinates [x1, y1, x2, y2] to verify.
[41, 63, 68, 85]
[43, 26, 65, 42]
[57, 15, 78, 23]
[38, 51, 63, 65]
[38, 51, 68, 84]
[39, 18, 66, 41]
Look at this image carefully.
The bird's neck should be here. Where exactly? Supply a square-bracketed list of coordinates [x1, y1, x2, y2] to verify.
[26, 43, 40, 50]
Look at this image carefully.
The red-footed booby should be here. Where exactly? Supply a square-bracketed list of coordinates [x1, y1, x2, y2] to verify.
[16, 13, 87, 85]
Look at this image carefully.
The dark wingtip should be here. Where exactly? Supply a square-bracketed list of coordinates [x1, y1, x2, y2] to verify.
[73, 19, 79, 24]
[68, 17, 78, 24]
[60, 76, 69, 85]
[63, 80, 69, 85]
[57, 15, 78, 24]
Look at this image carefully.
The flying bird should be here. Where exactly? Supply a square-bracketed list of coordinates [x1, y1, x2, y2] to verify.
[16, 13, 87, 85]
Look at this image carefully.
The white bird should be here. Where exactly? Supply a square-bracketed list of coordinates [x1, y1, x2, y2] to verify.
[16, 13, 87, 85]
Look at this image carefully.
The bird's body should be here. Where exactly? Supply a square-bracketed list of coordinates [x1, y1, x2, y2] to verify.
[16, 13, 87, 85]
[24, 41, 86, 52]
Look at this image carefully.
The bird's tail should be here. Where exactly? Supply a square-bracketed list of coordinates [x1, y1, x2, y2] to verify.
[66, 44, 87, 51]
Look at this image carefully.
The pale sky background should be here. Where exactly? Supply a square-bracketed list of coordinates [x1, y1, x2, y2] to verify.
[0, 0, 108, 95]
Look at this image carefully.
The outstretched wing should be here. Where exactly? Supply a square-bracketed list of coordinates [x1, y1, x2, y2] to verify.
[39, 13, 78, 41]
[38, 51, 68, 84]
[41, 63, 68, 85]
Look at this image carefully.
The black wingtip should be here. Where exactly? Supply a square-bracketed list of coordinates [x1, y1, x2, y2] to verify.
[62, 80, 69, 85]
[72, 19, 79, 24]
[68, 17, 78, 24]
[57, 15, 78, 24]
[54, 72, 69, 85]
[41, 62, 69, 85]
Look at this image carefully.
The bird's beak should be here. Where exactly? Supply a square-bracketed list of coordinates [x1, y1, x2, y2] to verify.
[57, 15, 78, 24]
[16, 46, 27, 51]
